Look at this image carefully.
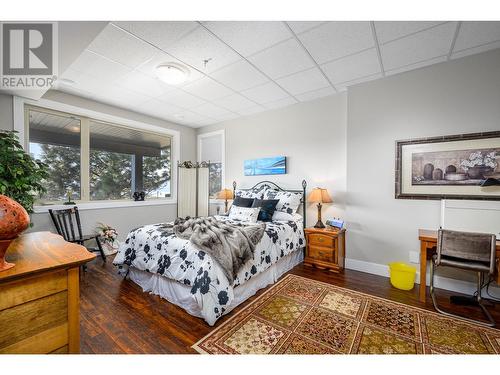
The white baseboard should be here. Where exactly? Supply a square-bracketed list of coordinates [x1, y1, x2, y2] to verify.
[345, 258, 500, 297]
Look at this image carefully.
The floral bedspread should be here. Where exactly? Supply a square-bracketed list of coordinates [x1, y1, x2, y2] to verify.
[113, 215, 305, 325]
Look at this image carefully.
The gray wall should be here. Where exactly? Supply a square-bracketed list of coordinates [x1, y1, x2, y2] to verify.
[198, 93, 347, 228]
[0, 90, 197, 240]
[0, 94, 13, 131]
[346, 49, 500, 278]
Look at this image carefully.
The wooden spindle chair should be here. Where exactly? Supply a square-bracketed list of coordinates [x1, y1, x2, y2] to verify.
[49, 206, 106, 264]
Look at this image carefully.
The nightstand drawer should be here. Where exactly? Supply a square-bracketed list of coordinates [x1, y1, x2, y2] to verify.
[308, 233, 334, 248]
[308, 246, 334, 262]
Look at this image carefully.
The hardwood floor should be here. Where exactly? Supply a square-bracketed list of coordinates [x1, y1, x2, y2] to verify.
[80, 256, 500, 354]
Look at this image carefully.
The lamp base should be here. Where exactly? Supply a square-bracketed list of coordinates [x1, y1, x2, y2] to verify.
[314, 220, 326, 229]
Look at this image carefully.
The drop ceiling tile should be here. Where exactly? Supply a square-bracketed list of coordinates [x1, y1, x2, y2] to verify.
[168, 110, 214, 127]
[86, 24, 157, 69]
[182, 76, 233, 100]
[321, 48, 380, 84]
[92, 86, 151, 108]
[287, 21, 326, 35]
[203, 21, 292, 57]
[296, 86, 336, 102]
[208, 112, 240, 123]
[59, 67, 107, 93]
[263, 96, 298, 110]
[297, 21, 374, 64]
[275, 67, 330, 95]
[134, 98, 184, 118]
[453, 21, 500, 52]
[69, 50, 132, 82]
[385, 56, 447, 76]
[375, 21, 445, 44]
[113, 21, 198, 50]
[167, 26, 241, 73]
[451, 40, 500, 60]
[240, 82, 290, 104]
[191, 102, 232, 118]
[212, 94, 257, 111]
[236, 105, 267, 116]
[248, 38, 315, 79]
[135, 51, 203, 84]
[157, 88, 206, 109]
[118, 70, 176, 97]
[210, 60, 268, 91]
[335, 72, 382, 92]
[380, 22, 457, 71]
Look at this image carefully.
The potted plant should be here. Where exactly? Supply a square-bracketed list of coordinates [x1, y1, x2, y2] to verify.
[95, 223, 119, 255]
[0, 130, 49, 215]
[460, 151, 498, 179]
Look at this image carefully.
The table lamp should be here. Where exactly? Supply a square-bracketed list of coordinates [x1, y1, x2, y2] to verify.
[307, 188, 333, 228]
[217, 189, 234, 213]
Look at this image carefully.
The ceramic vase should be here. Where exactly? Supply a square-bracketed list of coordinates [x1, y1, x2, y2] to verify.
[0, 195, 30, 271]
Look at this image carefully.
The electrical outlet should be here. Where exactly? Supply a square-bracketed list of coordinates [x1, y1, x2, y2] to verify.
[409, 251, 420, 264]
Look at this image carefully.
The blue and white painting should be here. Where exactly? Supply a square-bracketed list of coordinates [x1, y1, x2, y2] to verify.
[244, 156, 287, 176]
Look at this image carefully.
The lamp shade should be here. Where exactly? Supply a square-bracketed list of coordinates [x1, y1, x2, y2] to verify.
[307, 188, 333, 203]
[217, 189, 234, 200]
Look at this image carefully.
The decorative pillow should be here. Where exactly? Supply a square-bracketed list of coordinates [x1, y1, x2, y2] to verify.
[235, 184, 270, 200]
[264, 190, 302, 215]
[272, 211, 296, 222]
[232, 196, 254, 208]
[251, 199, 279, 222]
[228, 206, 260, 223]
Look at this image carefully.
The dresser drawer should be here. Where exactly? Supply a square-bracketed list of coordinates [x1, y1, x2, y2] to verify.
[308, 245, 334, 262]
[308, 233, 334, 248]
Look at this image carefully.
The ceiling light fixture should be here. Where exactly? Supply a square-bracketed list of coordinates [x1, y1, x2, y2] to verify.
[155, 63, 190, 85]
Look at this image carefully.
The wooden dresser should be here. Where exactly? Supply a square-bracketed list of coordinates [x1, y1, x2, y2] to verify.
[0, 232, 95, 354]
[304, 227, 346, 272]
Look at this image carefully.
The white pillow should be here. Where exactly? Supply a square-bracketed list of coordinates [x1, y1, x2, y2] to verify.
[228, 206, 260, 223]
[264, 190, 302, 215]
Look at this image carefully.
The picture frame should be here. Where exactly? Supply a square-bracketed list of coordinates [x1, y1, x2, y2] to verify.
[244, 156, 287, 176]
[395, 131, 500, 200]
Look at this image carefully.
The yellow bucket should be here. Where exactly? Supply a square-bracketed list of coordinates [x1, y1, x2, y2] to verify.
[389, 262, 417, 291]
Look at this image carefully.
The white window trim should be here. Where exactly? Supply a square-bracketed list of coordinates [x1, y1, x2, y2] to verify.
[197, 129, 225, 192]
[13, 96, 180, 210]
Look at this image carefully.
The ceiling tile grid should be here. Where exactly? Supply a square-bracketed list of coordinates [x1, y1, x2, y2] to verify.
[57, 21, 500, 128]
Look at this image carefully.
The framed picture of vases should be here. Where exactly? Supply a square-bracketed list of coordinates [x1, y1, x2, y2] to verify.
[395, 131, 500, 200]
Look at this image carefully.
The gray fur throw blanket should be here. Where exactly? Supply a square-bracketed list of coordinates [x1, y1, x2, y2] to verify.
[173, 217, 266, 283]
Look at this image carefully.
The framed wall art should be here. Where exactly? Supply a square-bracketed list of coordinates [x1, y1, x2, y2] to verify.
[244, 156, 286, 176]
[395, 131, 500, 200]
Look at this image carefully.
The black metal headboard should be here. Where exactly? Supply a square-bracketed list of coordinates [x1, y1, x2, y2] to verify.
[232, 180, 307, 228]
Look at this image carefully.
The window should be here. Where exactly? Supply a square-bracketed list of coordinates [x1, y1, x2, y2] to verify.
[26, 106, 172, 205]
[198, 131, 224, 198]
[28, 109, 82, 203]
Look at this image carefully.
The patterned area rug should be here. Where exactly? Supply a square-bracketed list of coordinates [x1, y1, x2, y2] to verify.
[192, 274, 500, 354]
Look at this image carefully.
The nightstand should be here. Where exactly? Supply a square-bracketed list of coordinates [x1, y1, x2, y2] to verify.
[304, 227, 346, 272]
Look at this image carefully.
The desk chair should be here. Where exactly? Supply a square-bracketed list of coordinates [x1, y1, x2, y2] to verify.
[49, 206, 106, 263]
[430, 229, 496, 327]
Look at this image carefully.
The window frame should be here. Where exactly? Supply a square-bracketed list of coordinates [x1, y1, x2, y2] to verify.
[197, 129, 225, 201]
[14, 96, 180, 212]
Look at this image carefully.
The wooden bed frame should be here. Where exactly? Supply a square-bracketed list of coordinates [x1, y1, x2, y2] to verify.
[232, 180, 308, 228]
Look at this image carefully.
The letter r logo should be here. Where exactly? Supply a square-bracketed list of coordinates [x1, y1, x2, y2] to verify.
[2, 23, 53, 75]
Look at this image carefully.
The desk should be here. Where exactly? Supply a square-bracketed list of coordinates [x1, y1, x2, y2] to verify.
[418, 229, 500, 303]
[0, 232, 95, 353]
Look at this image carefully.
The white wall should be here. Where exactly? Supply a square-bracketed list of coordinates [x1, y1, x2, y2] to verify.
[346, 49, 500, 282]
[198, 93, 347, 228]
[1, 90, 197, 240]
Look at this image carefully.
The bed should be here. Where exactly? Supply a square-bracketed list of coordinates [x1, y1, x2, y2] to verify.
[113, 180, 307, 326]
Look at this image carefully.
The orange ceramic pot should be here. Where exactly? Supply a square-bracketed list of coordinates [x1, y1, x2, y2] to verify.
[0, 195, 30, 271]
